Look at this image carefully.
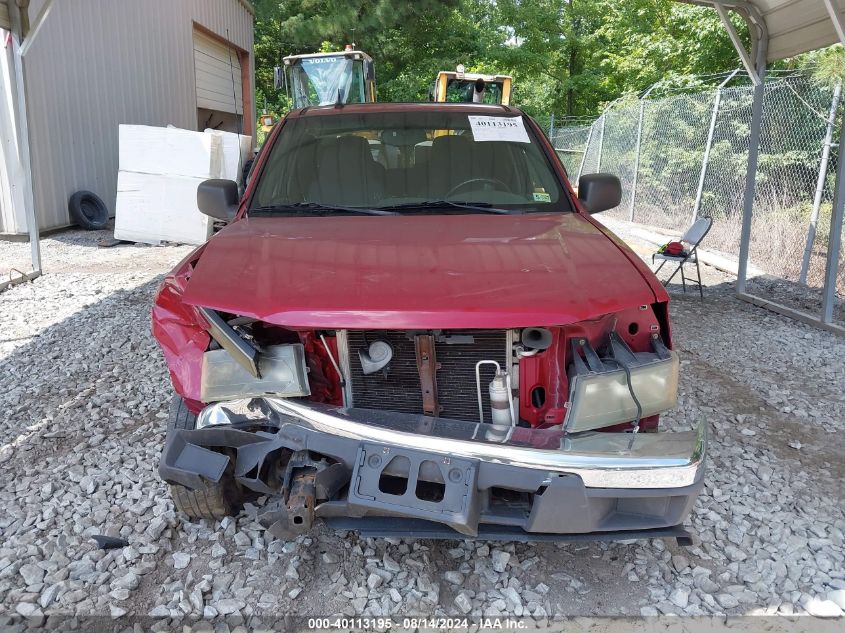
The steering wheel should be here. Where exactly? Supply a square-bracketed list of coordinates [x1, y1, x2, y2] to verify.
[445, 177, 512, 200]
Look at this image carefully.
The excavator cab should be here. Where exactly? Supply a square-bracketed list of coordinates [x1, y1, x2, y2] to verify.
[278, 47, 376, 109]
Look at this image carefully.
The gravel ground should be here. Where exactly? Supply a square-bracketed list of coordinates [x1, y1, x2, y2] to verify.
[1, 227, 844, 629]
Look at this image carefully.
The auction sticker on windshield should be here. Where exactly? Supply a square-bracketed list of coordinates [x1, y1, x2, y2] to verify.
[468, 115, 530, 143]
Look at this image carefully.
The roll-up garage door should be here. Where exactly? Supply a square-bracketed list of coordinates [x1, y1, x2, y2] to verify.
[193, 30, 243, 115]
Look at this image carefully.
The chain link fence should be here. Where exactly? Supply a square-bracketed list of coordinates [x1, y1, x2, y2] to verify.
[535, 115, 592, 177]
[548, 71, 844, 322]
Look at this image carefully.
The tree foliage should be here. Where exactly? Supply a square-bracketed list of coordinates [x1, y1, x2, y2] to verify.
[251, 0, 768, 120]
[796, 44, 845, 87]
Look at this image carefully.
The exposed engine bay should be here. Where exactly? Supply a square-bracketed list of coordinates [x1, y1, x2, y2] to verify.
[154, 255, 704, 540]
[193, 302, 677, 435]
[153, 251, 702, 541]
[160, 299, 699, 539]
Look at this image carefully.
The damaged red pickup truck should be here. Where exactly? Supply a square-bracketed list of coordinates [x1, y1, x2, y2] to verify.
[153, 103, 705, 541]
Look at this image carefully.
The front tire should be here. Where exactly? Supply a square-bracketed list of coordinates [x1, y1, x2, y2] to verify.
[166, 396, 241, 520]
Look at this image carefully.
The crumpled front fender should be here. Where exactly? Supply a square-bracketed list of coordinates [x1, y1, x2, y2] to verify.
[151, 247, 209, 411]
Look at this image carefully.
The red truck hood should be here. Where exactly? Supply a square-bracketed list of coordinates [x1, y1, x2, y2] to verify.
[182, 213, 657, 329]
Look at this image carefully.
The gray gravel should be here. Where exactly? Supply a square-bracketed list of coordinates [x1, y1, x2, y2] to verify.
[1, 227, 843, 626]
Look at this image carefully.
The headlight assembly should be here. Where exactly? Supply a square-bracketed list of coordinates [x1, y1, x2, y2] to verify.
[564, 333, 679, 433]
[201, 343, 311, 402]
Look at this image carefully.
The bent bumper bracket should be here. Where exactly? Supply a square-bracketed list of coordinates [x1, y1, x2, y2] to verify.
[348, 443, 480, 536]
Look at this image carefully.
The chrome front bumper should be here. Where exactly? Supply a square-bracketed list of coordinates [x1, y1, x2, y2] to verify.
[196, 398, 706, 490]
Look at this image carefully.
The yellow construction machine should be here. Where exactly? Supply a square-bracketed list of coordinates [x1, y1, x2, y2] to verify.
[276, 46, 376, 108]
[430, 65, 513, 105]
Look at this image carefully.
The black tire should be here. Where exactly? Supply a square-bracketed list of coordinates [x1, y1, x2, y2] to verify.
[168, 394, 198, 431]
[166, 396, 241, 520]
[68, 190, 109, 230]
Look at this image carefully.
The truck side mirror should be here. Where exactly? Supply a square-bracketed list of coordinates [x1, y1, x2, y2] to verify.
[578, 173, 622, 214]
[197, 179, 239, 221]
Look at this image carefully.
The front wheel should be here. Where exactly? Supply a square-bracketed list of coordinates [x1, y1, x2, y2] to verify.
[165, 396, 241, 520]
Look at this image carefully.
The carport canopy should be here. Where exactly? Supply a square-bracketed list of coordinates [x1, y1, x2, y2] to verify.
[674, 0, 845, 334]
[682, 0, 844, 62]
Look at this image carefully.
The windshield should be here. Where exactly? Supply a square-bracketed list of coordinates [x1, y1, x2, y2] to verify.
[288, 57, 366, 107]
[250, 110, 571, 214]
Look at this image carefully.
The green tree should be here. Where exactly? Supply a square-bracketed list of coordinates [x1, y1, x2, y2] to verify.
[252, 0, 484, 113]
[252, 0, 752, 120]
[795, 44, 845, 87]
[492, 0, 748, 118]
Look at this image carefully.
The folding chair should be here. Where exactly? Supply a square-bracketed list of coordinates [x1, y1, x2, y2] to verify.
[652, 216, 713, 301]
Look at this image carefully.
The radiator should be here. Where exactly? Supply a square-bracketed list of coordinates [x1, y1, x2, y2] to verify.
[346, 330, 509, 422]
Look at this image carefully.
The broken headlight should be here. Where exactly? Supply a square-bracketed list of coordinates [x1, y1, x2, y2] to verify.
[198, 308, 311, 402]
[563, 333, 679, 433]
[200, 344, 311, 402]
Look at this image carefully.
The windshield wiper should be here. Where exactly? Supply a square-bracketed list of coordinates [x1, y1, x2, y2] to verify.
[250, 202, 396, 217]
[377, 200, 513, 215]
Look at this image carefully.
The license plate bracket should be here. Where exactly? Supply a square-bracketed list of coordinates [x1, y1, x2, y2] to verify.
[348, 443, 480, 535]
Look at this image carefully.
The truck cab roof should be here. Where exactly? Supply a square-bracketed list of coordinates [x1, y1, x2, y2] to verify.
[286, 101, 519, 119]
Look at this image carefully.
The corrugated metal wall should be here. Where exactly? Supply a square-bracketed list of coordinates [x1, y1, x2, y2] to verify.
[0, 39, 27, 235]
[4, 0, 253, 233]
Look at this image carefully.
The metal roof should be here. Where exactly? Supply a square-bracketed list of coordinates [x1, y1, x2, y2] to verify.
[680, 0, 845, 60]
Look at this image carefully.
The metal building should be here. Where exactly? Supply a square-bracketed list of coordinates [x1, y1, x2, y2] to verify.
[0, 0, 255, 239]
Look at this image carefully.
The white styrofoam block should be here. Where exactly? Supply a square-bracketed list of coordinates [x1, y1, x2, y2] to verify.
[119, 124, 223, 179]
[205, 129, 252, 182]
[114, 171, 212, 246]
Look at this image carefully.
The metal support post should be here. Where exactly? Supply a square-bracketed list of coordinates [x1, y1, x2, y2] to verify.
[576, 123, 593, 183]
[9, 0, 41, 282]
[736, 78, 765, 294]
[629, 84, 656, 221]
[800, 80, 841, 285]
[714, 3, 761, 86]
[734, 6, 768, 295]
[818, 0, 845, 322]
[692, 69, 739, 224]
[822, 103, 845, 323]
[823, 0, 845, 44]
[596, 112, 606, 173]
